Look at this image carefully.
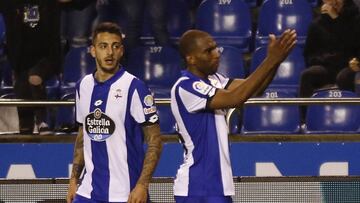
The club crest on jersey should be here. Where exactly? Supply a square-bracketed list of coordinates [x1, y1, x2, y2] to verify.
[85, 108, 115, 141]
[144, 95, 154, 107]
[114, 89, 122, 99]
[192, 81, 213, 95]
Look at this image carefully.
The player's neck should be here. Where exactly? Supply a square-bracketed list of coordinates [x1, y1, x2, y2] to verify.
[187, 66, 207, 79]
[94, 67, 119, 82]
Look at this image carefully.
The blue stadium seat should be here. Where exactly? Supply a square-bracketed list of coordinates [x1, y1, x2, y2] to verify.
[241, 89, 301, 134]
[126, 45, 182, 98]
[141, 0, 192, 45]
[249, 46, 305, 96]
[308, 0, 319, 7]
[218, 46, 246, 78]
[304, 90, 360, 134]
[61, 45, 95, 95]
[45, 76, 60, 100]
[54, 93, 77, 134]
[227, 108, 242, 134]
[244, 0, 258, 7]
[256, 0, 313, 47]
[0, 60, 13, 97]
[195, 0, 252, 52]
[157, 104, 177, 134]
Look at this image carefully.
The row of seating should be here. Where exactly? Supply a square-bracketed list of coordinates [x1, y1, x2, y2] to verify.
[1, 44, 305, 98]
[36, 88, 360, 135]
[0, 0, 318, 55]
[95, 0, 316, 52]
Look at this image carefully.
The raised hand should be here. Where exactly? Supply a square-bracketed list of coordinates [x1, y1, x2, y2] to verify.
[321, 3, 339, 19]
[349, 58, 360, 72]
[266, 29, 297, 65]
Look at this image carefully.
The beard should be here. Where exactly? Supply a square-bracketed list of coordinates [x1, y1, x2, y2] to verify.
[96, 57, 120, 74]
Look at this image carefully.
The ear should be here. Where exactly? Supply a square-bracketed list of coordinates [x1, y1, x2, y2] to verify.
[186, 55, 195, 65]
[90, 45, 96, 58]
[119, 45, 124, 58]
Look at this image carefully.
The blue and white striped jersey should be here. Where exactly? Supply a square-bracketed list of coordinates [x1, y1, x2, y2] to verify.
[171, 70, 235, 197]
[75, 68, 159, 202]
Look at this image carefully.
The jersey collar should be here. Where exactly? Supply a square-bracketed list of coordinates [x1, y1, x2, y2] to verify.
[93, 66, 126, 85]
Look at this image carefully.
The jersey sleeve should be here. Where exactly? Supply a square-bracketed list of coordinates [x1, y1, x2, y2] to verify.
[176, 79, 216, 113]
[210, 73, 232, 89]
[130, 79, 159, 125]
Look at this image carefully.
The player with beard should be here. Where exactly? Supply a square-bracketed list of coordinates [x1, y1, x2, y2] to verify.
[170, 29, 297, 203]
[66, 22, 162, 203]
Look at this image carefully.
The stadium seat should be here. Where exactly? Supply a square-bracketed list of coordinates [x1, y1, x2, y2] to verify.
[227, 108, 242, 134]
[141, 0, 192, 45]
[0, 60, 13, 97]
[126, 45, 182, 98]
[308, 0, 319, 7]
[54, 93, 77, 135]
[304, 90, 360, 134]
[61, 45, 95, 95]
[217, 46, 246, 78]
[249, 46, 305, 96]
[244, 0, 258, 7]
[241, 89, 301, 134]
[256, 0, 312, 47]
[195, 0, 252, 52]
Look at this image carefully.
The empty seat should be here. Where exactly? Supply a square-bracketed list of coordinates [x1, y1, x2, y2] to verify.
[0, 60, 13, 96]
[54, 93, 77, 134]
[218, 46, 246, 78]
[126, 45, 182, 98]
[195, 0, 252, 52]
[308, 0, 319, 7]
[244, 0, 258, 7]
[256, 0, 312, 47]
[61, 45, 95, 95]
[227, 108, 242, 134]
[249, 46, 305, 96]
[242, 89, 301, 134]
[304, 90, 360, 134]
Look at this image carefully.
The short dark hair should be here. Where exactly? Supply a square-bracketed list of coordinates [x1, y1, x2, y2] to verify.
[92, 22, 123, 45]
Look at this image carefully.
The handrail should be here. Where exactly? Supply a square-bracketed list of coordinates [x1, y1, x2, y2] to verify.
[0, 97, 360, 106]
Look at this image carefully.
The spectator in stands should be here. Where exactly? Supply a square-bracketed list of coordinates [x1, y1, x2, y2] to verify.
[354, 0, 360, 11]
[300, 0, 360, 99]
[66, 22, 162, 203]
[171, 29, 296, 203]
[96, 0, 170, 50]
[61, 1, 97, 48]
[0, 0, 93, 135]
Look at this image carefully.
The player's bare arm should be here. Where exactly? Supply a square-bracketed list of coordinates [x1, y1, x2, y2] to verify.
[209, 29, 297, 109]
[67, 127, 85, 203]
[128, 123, 163, 203]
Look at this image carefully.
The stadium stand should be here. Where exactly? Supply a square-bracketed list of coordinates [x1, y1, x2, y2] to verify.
[241, 89, 301, 134]
[195, 0, 252, 52]
[217, 46, 247, 78]
[249, 46, 305, 96]
[304, 89, 360, 134]
[256, 0, 313, 47]
[60, 45, 95, 95]
[126, 45, 182, 98]
[141, 0, 192, 45]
